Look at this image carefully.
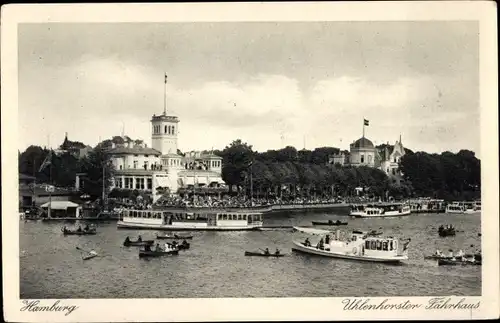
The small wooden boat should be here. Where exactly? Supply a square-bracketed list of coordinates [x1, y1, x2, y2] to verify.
[83, 253, 98, 260]
[244, 251, 285, 257]
[123, 239, 154, 247]
[62, 227, 97, 235]
[139, 249, 179, 258]
[156, 234, 193, 240]
[438, 258, 481, 266]
[424, 253, 475, 260]
[311, 220, 348, 226]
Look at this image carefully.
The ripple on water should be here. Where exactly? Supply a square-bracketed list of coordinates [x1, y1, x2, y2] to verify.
[20, 211, 481, 298]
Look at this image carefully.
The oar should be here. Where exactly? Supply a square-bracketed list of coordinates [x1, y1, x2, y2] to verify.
[76, 246, 91, 253]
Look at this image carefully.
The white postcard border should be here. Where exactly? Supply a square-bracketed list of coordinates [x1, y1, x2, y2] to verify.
[2, 2, 498, 322]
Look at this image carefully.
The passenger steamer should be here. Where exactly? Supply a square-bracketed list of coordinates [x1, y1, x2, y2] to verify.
[445, 201, 481, 214]
[292, 227, 410, 263]
[117, 206, 268, 231]
[349, 203, 411, 218]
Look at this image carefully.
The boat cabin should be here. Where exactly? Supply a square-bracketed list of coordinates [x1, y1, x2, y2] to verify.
[121, 209, 263, 228]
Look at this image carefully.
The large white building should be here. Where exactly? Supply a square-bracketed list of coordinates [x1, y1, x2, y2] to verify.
[108, 109, 224, 201]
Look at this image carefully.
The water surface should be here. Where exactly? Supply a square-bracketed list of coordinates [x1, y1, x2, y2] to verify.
[20, 211, 481, 298]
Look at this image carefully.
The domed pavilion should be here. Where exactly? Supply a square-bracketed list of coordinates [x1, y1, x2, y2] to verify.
[349, 136, 376, 167]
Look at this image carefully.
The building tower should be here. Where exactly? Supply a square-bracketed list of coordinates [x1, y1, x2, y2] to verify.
[151, 114, 179, 155]
[151, 73, 180, 155]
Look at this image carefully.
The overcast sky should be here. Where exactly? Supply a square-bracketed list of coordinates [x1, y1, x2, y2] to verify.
[18, 22, 479, 156]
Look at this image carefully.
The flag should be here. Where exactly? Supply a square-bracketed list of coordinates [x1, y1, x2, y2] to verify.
[364, 119, 369, 126]
[164, 73, 168, 84]
[38, 150, 52, 172]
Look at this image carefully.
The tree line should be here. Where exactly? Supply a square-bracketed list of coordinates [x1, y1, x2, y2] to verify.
[18, 138, 481, 202]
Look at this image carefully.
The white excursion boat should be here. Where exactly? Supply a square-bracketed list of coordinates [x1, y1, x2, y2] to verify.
[445, 201, 481, 214]
[117, 207, 268, 231]
[349, 203, 411, 218]
[291, 226, 410, 263]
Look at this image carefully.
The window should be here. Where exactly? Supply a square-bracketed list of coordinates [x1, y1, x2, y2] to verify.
[171, 126, 175, 134]
[383, 241, 388, 251]
[133, 160, 138, 169]
[147, 178, 152, 190]
[365, 241, 370, 249]
[370, 241, 376, 249]
[361, 155, 365, 163]
[377, 241, 382, 250]
[119, 165, 123, 170]
[238, 214, 242, 220]
[164, 125, 167, 134]
[392, 169, 396, 175]
[116, 178, 123, 188]
[223, 214, 227, 220]
[243, 215, 247, 220]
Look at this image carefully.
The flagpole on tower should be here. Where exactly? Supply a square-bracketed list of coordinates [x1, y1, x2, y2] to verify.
[163, 73, 167, 116]
[362, 117, 365, 138]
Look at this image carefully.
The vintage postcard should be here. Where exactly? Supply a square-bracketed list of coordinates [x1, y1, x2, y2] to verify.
[2, 1, 499, 322]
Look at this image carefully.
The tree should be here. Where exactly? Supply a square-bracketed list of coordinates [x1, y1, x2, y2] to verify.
[220, 139, 254, 192]
[310, 147, 340, 164]
[78, 147, 115, 200]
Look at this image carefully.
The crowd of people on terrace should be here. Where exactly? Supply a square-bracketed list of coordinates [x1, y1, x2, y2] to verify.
[148, 194, 373, 208]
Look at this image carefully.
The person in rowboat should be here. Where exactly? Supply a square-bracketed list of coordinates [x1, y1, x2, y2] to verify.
[125, 236, 130, 243]
[77, 226, 82, 232]
[304, 238, 311, 247]
[274, 248, 280, 255]
[155, 243, 163, 252]
[84, 224, 90, 231]
[325, 235, 330, 244]
[264, 248, 270, 255]
[137, 235, 142, 242]
[435, 249, 442, 257]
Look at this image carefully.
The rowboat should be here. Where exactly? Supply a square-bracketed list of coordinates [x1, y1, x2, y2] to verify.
[83, 252, 98, 260]
[424, 253, 475, 260]
[123, 239, 154, 247]
[438, 227, 456, 237]
[139, 250, 179, 258]
[166, 242, 190, 250]
[244, 251, 285, 257]
[62, 227, 97, 235]
[156, 234, 193, 240]
[438, 258, 481, 266]
[311, 220, 348, 226]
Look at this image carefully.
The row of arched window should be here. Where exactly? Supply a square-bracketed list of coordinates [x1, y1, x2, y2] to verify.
[152, 124, 176, 135]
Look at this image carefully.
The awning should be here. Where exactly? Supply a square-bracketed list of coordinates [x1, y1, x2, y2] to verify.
[154, 175, 174, 189]
[41, 201, 80, 210]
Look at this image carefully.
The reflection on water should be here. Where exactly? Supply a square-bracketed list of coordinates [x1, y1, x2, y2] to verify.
[20, 211, 481, 298]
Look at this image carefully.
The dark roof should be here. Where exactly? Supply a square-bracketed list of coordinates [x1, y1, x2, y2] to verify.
[352, 137, 374, 149]
[107, 147, 161, 156]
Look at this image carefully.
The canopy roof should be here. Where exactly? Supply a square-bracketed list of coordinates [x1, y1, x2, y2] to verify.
[41, 201, 80, 210]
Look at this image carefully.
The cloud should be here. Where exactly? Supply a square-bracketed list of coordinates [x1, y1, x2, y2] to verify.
[17, 21, 479, 156]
